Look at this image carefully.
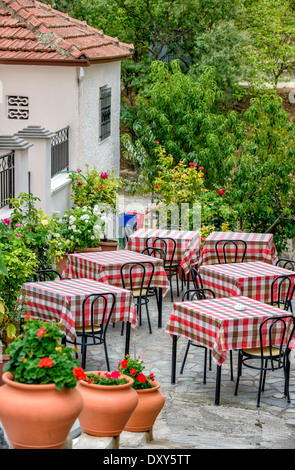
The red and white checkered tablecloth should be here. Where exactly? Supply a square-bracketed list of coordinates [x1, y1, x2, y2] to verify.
[199, 231, 278, 266]
[199, 261, 295, 303]
[126, 228, 201, 273]
[166, 296, 294, 366]
[21, 278, 138, 342]
[63, 249, 170, 295]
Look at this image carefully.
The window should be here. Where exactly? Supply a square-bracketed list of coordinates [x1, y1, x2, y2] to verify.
[100, 87, 111, 141]
[7, 95, 29, 120]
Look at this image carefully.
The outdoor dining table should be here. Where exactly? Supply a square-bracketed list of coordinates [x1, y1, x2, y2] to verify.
[126, 228, 202, 275]
[199, 261, 295, 303]
[63, 249, 170, 328]
[199, 231, 278, 266]
[166, 295, 294, 405]
[21, 278, 138, 355]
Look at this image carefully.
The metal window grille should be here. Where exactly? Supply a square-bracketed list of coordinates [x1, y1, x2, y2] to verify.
[0, 151, 15, 208]
[7, 96, 29, 120]
[51, 126, 69, 177]
[100, 87, 111, 140]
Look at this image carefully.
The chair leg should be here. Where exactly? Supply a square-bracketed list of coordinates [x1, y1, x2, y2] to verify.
[230, 351, 234, 381]
[81, 335, 87, 370]
[257, 367, 264, 408]
[203, 348, 207, 384]
[180, 341, 191, 374]
[145, 302, 152, 334]
[234, 351, 242, 396]
[104, 340, 110, 372]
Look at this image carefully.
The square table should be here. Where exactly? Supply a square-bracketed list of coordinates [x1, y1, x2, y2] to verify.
[63, 250, 169, 328]
[166, 295, 294, 405]
[199, 261, 295, 303]
[126, 228, 202, 273]
[21, 278, 138, 355]
[199, 231, 278, 266]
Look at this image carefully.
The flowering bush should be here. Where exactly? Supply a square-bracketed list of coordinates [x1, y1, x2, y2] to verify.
[79, 371, 129, 386]
[56, 205, 106, 252]
[9, 193, 68, 267]
[4, 316, 80, 390]
[118, 355, 155, 390]
[68, 165, 122, 211]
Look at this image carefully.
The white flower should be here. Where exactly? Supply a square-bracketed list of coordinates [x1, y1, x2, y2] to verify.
[71, 225, 76, 231]
[41, 219, 49, 226]
[80, 214, 89, 221]
[91, 235, 95, 240]
[69, 216, 76, 224]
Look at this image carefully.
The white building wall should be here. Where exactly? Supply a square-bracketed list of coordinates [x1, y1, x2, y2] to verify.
[79, 61, 121, 175]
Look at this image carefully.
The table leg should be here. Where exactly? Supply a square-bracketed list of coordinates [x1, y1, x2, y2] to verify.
[171, 335, 178, 384]
[158, 287, 163, 328]
[125, 321, 131, 356]
[215, 365, 222, 405]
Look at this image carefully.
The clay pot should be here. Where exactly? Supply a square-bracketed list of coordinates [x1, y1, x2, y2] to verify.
[56, 255, 68, 275]
[124, 381, 165, 432]
[77, 371, 138, 437]
[0, 355, 10, 386]
[79, 246, 102, 253]
[98, 240, 119, 251]
[0, 372, 83, 449]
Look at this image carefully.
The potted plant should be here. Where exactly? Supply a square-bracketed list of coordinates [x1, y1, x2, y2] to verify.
[76, 370, 138, 437]
[118, 355, 165, 432]
[68, 166, 122, 251]
[0, 316, 83, 449]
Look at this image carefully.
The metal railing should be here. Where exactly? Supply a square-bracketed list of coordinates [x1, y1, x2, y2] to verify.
[51, 126, 69, 177]
[0, 151, 15, 208]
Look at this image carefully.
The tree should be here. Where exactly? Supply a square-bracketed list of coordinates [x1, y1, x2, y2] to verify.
[242, 0, 295, 90]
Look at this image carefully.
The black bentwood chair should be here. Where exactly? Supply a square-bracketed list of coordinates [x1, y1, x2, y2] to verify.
[234, 315, 295, 408]
[180, 287, 216, 384]
[270, 274, 295, 313]
[275, 258, 295, 271]
[146, 236, 180, 302]
[66, 292, 116, 371]
[215, 240, 247, 264]
[120, 261, 155, 334]
[29, 269, 62, 282]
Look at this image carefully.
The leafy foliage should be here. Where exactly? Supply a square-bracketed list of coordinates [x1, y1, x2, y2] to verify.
[4, 317, 79, 390]
[118, 355, 155, 389]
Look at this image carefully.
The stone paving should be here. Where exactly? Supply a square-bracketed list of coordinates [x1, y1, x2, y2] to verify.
[1, 282, 295, 450]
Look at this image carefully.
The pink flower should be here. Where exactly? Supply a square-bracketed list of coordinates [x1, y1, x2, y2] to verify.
[77, 169, 82, 173]
[110, 371, 121, 379]
[155, 141, 159, 145]
[100, 172, 108, 179]
[15, 234, 21, 238]
[77, 181, 83, 186]
[15, 223, 21, 227]
[3, 218, 10, 225]
[218, 189, 224, 195]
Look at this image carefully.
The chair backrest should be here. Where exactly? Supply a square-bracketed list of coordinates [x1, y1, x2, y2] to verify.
[275, 258, 295, 271]
[30, 269, 62, 282]
[160, 224, 188, 230]
[258, 315, 295, 369]
[146, 236, 176, 264]
[215, 239, 247, 264]
[120, 261, 155, 296]
[81, 292, 116, 336]
[271, 274, 295, 312]
[142, 246, 166, 261]
[182, 288, 216, 301]
[190, 267, 204, 290]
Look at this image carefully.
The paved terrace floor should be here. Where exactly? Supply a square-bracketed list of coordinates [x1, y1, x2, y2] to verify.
[1, 283, 295, 450]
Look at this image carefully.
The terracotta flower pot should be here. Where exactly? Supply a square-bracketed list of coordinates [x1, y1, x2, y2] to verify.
[98, 240, 119, 251]
[77, 371, 138, 437]
[124, 380, 165, 432]
[56, 255, 68, 275]
[0, 372, 83, 449]
[79, 246, 102, 253]
[0, 355, 10, 386]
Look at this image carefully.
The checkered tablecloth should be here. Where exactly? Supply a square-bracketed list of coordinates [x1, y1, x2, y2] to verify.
[199, 261, 295, 303]
[63, 249, 170, 295]
[166, 296, 294, 366]
[126, 228, 201, 273]
[21, 278, 138, 342]
[199, 231, 278, 266]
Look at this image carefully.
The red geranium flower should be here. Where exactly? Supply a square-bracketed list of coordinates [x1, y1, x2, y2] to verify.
[38, 357, 53, 368]
[136, 373, 147, 384]
[218, 189, 224, 195]
[120, 359, 128, 369]
[198, 167, 204, 171]
[73, 367, 87, 381]
[130, 368, 137, 375]
[155, 141, 159, 144]
[155, 185, 159, 189]
[37, 327, 47, 338]
[110, 371, 121, 379]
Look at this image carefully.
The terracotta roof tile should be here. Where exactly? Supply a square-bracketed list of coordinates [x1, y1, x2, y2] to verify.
[0, 0, 134, 63]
